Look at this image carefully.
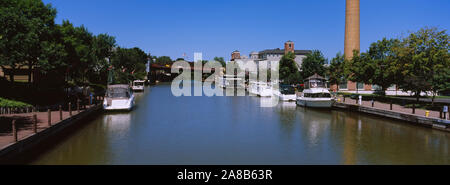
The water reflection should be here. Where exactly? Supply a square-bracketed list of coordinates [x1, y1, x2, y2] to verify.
[31, 84, 450, 165]
[103, 113, 132, 138]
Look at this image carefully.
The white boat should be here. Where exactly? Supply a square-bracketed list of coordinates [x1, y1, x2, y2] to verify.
[103, 84, 135, 111]
[296, 74, 334, 108]
[248, 81, 260, 95]
[258, 82, 273, 97]
[273, 85, 296, 101]
[248, 81, 273, 97]
[131, 80, 145, 92]
[217, 75, 245, 89]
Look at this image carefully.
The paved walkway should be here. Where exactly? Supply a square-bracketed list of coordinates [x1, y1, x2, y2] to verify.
[391, 96, 450, 104]
[0, 105, 94, 149]
[338, 96, 448, 120]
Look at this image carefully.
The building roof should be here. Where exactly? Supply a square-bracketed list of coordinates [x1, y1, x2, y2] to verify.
[259, 48, 311, 55]
[305, 73, 325, 80]
[108, 84, 130, 89]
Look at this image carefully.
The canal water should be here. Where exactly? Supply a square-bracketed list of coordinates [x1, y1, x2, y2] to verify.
[31, 82, 449, 165]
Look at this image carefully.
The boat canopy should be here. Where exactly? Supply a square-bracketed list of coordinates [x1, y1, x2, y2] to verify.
[304, 74, 327, 89]
[106, 84, 131, 98]
[133, 80, 145, 85]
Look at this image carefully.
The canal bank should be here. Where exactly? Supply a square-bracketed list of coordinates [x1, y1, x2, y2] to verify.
[0, 104, 102, 164]
[333, 102, 450, 132]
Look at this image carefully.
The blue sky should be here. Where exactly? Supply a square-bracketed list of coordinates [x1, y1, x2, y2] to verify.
[42, 0, 449, 61]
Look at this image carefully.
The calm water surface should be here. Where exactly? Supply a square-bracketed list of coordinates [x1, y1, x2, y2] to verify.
[32, 83, 449, 165]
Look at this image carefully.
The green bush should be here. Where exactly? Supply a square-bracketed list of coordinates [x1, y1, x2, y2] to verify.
[0, 97, 32, 108]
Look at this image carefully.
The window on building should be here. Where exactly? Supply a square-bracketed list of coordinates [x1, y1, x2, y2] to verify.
[339, 81, 348, 90]
[357, 82, 364, 90]
[372, 85, 382, 90]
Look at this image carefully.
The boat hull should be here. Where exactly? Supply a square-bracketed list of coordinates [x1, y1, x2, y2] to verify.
[132, 87, 144, 92]
[259, 89, 272, 97]
[273, 91, 296, 101]
[279, 94, 296, 101]
[103, 96, 135, 111]
[296, 98, 333, 108]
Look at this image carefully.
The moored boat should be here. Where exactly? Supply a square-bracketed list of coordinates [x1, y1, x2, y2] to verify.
[103, 84, 135, 111]
[258, 82, 273, 97]
[248, 81, 260, 95]
[132, 80, 145, 92]
[273, 84, 296, 101]
[296, 74, 334, 108]
[217, 75, 245, 89]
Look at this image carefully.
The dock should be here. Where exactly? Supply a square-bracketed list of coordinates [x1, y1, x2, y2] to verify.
[333, 101, 450, 132]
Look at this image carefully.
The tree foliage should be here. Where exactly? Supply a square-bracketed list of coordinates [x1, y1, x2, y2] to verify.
[213, 57, 226, 67]
[332, 27, 449, 102]
[327, 52, 345, 86]
[279, 52, 301, 84]
[0, 0, 57, 83]
[154, 56, 173, 66]
[395, 27, 449, 102]
[110, 47, 148, 84]
[301, 50, 327, 79]
[365, 38, 401, 94]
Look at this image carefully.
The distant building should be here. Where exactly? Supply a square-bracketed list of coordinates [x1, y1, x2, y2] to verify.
[231, 50, 241, 61]
[0, 65, 36, 83]
[232, 41, 311, 71]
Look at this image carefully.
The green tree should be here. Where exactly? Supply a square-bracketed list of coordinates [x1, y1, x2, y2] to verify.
[279, 52, 301, 85]
[301, 50, 327, 79]
[396, 27, 449, 104]
[365, 38, 401, 95]
[213, 57, 226, 67]
[89, 33, 116, 85]
[38, 26, 68, 76]
[343, 50, 372, 93]
[0, 0, 57, 83]
[155, 56, 173, 66]
[58, 21, 95, 85]
[327, 52, 345, 89]
[111, 47, 148, 84]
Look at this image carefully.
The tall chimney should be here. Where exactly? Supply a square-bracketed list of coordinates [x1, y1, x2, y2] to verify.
[344, 0, 360, 59]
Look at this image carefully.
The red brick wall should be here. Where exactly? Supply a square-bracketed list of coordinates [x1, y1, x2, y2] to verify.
[231, 52, 240, 61]
[347, 81, 356, 91]
[284, 42, 294, 54]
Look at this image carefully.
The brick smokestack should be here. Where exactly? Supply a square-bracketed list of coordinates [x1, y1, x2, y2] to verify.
[344, 0, 360, 60]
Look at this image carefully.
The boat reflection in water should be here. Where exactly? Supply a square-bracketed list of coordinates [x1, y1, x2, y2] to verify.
[103, 113, 132, 135]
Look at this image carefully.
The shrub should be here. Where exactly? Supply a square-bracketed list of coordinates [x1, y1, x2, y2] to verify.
[0, 98, 32, 108]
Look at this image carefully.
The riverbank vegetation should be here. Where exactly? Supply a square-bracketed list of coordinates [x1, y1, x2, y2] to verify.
[0, 0, 151, 106]
[0, 98, 32, 109]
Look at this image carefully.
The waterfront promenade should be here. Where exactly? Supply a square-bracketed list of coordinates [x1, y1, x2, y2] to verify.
[338, 96, 447, 119]
[0, 104, 97, 154]
[336, 96, 450, 132]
